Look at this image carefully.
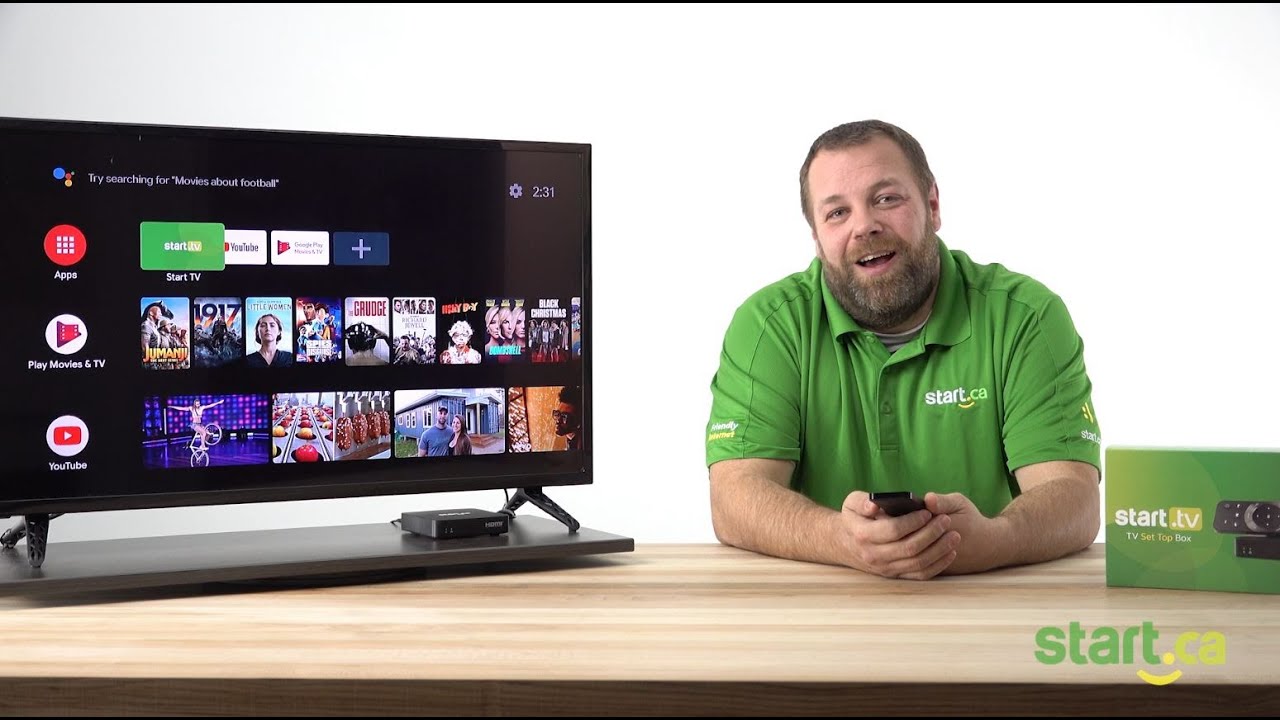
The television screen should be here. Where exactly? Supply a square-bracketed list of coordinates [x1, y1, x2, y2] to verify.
[0, 118, 590, 515]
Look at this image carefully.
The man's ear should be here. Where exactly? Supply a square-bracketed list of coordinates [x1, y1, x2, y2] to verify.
[928, 182, 941, 232]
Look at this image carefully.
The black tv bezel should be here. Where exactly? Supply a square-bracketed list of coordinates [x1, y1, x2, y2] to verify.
[0, 116, 593, 517]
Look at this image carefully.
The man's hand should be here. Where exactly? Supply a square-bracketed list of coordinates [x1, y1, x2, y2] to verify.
[710, 460, 961, 580]
[838, 491, 960, 580]
[923, 492, 1006, 575]
[919, 464, 1100, 575]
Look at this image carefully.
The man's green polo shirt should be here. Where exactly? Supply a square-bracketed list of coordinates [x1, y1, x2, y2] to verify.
[705, 240, 1101, 517]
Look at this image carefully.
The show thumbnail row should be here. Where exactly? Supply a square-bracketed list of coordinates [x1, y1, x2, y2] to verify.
[141, 386, 581, 469]
[141, 296, 582, 369]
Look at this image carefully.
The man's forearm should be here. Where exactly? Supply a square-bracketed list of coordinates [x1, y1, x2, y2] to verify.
[988, 474, 1100, 569]
[710, 473, 847, 567]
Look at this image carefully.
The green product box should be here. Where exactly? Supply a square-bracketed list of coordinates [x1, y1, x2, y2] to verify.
[1106, 446, 1280, 594]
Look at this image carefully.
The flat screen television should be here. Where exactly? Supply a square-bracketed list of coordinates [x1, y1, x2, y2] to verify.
[0, 117, 598, 573]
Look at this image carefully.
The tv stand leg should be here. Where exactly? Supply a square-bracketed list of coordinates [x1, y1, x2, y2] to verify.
[501, 487, 580, 533]
[24, 514, 50, 569]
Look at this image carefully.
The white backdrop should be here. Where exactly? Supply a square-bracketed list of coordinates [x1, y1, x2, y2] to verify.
[1, 4, 1277, 543]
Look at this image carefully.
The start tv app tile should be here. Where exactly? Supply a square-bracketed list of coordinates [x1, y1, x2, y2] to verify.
[140, 222, 226, 271]
[271, 230, 329, 265]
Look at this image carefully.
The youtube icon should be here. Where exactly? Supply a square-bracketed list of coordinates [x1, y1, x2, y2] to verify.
[46, 415, 89, 457]
[54, 426, 82, 445]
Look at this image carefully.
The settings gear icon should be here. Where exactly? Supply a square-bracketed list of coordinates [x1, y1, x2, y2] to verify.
[508, 183, 523, 199]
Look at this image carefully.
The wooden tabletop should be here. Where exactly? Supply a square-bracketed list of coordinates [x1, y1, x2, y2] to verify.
[0, 543, 1275, 715]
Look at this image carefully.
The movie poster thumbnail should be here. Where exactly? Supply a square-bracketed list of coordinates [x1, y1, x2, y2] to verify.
[572, 296, 582, 358]
[334, 390, 393, 461]
[244, 297, 294, 368]
[271, 392, 336, 464]
[482, 297, 526, 363]
[344, 297, 391, 366]
[393, 387, 506, 458]
[295, 297, 343, 363]
[191, 297, 245, 369]
[529, 297, 570, 363]
[508, 386, 582, 452]
[141, 296, 191, 370]
[141, 393, 270, 469]
[391, 296, 436, 365]
[436, 299, 483, 364]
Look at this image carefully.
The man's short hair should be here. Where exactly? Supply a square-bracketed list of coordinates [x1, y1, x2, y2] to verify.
[799, 119, 936, 228]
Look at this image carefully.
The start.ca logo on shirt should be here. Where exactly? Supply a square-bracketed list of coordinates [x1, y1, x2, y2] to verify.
[270, 230, 329, 265]
[923, 385, 988, 409]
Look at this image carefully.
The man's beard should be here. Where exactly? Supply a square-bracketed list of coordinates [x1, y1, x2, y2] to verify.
[821, 229, 941, 333]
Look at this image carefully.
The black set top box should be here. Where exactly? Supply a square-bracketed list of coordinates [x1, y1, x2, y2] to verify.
[401, 509, 510, 539]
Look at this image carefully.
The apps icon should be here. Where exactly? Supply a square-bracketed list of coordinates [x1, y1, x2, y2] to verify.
[45, 313, 88, 355]
[46, 415, 89, 457]
[44, 224, 87, 266]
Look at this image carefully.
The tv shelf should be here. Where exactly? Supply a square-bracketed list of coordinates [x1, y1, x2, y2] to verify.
[0, 516, 633, 594]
